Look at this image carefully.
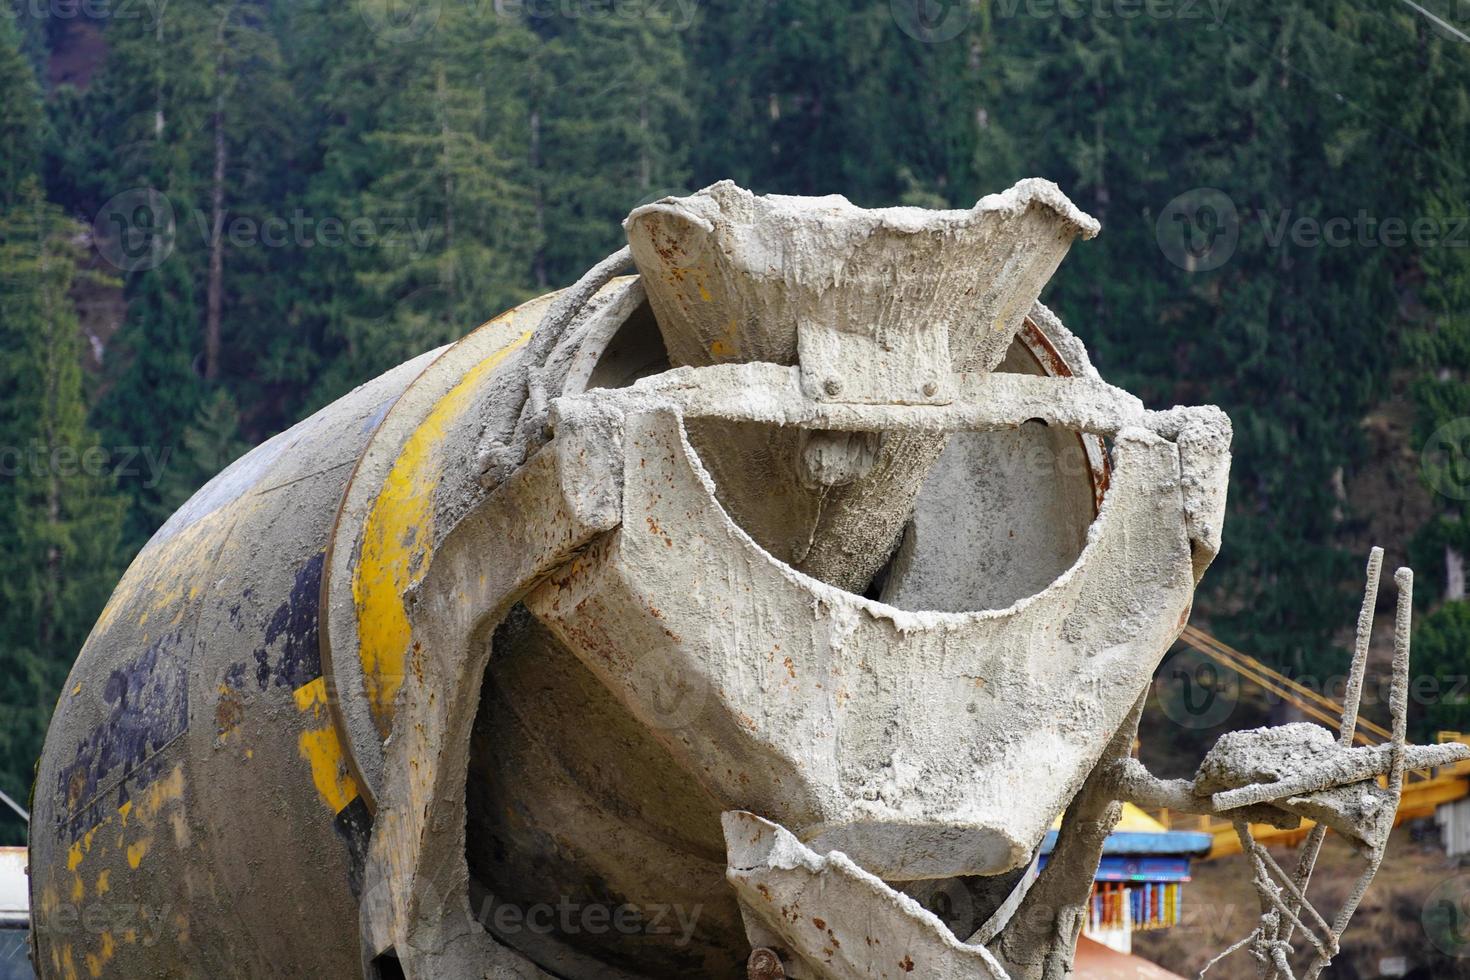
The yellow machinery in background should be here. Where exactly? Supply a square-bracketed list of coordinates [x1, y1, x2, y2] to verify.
[1150, 626, 1470, 858]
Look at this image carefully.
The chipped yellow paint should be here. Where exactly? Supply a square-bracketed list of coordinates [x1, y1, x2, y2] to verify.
[71, 683, 81, 695]
[79, 930, 116, 979]
[46, 764, 184, 934]
[214, 682, 242, 744]
[146, 765, 184, 811]
[298, 727, 358, 812]
[296, 676, 361, 813]
[293, 675, 331, 714]
[353, 327, 532, 735]
[60, 820, 101, 912]
[88, 497, 242, 641]
[84, 931, 116, 979]
[709, 317, 741, 361]
[88, 518, 220, 635]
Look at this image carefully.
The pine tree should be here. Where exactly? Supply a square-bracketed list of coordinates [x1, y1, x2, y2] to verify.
[529, 3, 692, 285]
[297, 0, 543, 402]
[1409, 600, 1470, 740]
[972, 0, 1457, 680]
[83, 0, 217, 547]
[0, 10, 41, 209]
[1406, 187, 1470, 600]
[685, 0, 982, 205]
[81, 0, 291, 545]
[0, 15, 124, 845]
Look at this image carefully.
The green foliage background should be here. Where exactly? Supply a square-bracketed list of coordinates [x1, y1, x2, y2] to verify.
[2, 0, 1470, 844]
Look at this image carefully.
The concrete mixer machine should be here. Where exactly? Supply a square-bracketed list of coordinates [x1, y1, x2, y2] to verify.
[29, 181, 1460, 980]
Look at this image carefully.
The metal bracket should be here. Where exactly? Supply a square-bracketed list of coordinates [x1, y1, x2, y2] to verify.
[797, 315, 954, 405]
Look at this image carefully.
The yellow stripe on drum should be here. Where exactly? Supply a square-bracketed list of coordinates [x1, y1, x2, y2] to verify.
[352, 329, 533, 738]
[294, 676, 361, 815]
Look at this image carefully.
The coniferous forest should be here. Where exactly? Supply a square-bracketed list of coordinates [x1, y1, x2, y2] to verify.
[1, 0, 1469, 870]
